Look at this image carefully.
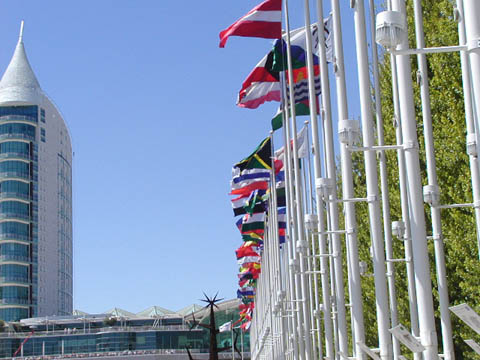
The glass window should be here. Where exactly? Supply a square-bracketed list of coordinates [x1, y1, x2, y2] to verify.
[0, 264, 29, 280]
[0, 180, 29, 196]
[40, 128, 45, 136]
[0, 222, 29, 237]
[0, 286, 28, 300]
[0, 123, 35, 139]
[0, 243, 29, 258]
[0, 142, 29, 155]
[0, 161, 29, 176]
[0, 106, 38, 119]
[0, 201, 29, 216]
[0, 307, 29, 321]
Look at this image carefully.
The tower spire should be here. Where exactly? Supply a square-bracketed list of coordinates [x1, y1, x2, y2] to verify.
[19, 20, 24, 44]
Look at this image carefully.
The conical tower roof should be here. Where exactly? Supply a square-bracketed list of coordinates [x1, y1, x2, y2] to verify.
[0, 21, 42, 105]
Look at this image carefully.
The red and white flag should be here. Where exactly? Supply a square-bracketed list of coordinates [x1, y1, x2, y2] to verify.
[219, 0, 282, 48]
[237, 52, 281, 109]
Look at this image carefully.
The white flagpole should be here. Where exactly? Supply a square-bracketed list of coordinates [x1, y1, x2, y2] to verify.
[329, 1, 367, 358]
[352, 1, 392, 359]
[411, 1, 454, 359]
[389, 53, 421, 360]
[390, 0, 439, 358]
[456, 0, 480, 259]
[366, 1, 400, 359]
[232, 326, 235, 360]
[283, 0, 313, 358]
[309, 1, 346, 359]
[280, 70, 300, 359]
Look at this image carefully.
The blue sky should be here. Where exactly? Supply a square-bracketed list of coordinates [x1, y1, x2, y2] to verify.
[0, 1, 369, 313]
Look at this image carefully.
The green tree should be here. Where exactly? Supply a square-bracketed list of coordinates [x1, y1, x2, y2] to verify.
[348, 1, 480, 359]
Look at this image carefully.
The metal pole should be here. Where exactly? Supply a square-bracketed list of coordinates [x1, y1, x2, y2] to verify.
[352, 1, 392, 359]
[411, 1, 454, 359]
[367, 1, 399, 359]
[309, 3, 338, 359]
[390, 0, 439, 358]
[280, 69, 300, 359]
[456, 0, 480, 259]
[330, 0, 366, 359]
[390, 53, 421, 360]
[285, 0, 313, 357]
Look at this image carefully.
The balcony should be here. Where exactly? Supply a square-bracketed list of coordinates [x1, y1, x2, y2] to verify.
[0, 255, 30, 263]
[0, 115, 37, 125]
[0, 133, 35, 142]
[0, 153, 31, 161]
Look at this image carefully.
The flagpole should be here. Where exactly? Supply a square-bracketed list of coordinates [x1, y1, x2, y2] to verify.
[329, 0, 367, 358]
[280, 70, 300, 359]
[385, 0, 420, 350]
[366, 1, 400, 359]
[390, 53, 421, 360]
[456, 0, 480, 260]
[411, 0, 454, 358]
[309, 2, 349, 358]
[270, 132, 288, 359]
[390, 0, 439, 358]
[283, 1, 313, 358]
[352, 1, 392, 359]
[232, 326, 235, 360]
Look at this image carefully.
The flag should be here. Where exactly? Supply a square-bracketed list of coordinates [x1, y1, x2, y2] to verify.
[236, 245, 260, 260]
[230, 181, 269, 197]
[219, 321, 233, 333]
[231, 168, 271, 190]
[241, 320, 252, 331]
[237, 288, 256, 298]
[238, 256, 262, 265]
[242, 232, 264, 243]
[219, 0, 282, 48]
[275, 126, 309, 160]
[232, 190, 267, 217]
[271, 100, 310, 131]
[234, 137, 272, 171]
[270, 17, 333, 130]
[271, 16, 333, 72]
[237, 51, 281, 109]
[241, 212, 266, 234]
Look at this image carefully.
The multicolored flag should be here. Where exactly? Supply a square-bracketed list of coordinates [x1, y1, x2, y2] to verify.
[219, 0, 282, 48]
[234, 137, 272, 171]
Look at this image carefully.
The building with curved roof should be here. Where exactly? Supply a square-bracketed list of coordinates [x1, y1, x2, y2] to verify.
[0, 22, 73, 321]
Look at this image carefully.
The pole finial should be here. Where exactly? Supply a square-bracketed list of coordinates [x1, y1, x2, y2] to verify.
[19, 20, 25, 43]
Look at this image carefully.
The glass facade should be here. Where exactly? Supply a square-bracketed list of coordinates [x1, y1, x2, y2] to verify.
[0, 105, 37, 321]
[0, 305, 250, 358]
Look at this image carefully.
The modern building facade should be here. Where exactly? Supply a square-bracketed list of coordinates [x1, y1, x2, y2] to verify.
[0, 299, 249, 359]
[0, 23, 73, 321]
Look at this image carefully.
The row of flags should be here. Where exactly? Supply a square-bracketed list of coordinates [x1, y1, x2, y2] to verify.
[218, 0, 330, 332]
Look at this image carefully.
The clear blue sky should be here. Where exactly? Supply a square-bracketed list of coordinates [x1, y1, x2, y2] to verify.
[0, 1, 366, 314]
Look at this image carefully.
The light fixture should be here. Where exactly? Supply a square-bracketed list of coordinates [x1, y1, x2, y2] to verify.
[423, 185, 440, 206]
[305, 213, 318, 231]
[338, 119, 360, 146]
[316, 177, 335, 200]
[466, 133, 477, 157]
[391, 220, 406, 239]
[375, 11, 407, 49]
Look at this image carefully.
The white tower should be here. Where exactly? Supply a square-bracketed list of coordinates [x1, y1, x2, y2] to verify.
[0, 22, 72, 320]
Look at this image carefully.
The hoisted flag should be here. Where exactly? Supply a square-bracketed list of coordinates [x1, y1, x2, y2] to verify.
[234, 137, 272, 171]
[219, 0, 282, 48]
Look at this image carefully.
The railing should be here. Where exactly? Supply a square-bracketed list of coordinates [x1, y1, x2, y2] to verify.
[0, 193, 31, 201]
[0, 172, 30, 180]
[0, 133, 35, 142]
[0, 153, 31, 161]
[0, 255, 30, 263]
[0, 276, 30, 284]
[0, 115, 37, 124]
[0, 298, 30, 305]
[0, 213, 31, 222]
[0, 234, 31, 243]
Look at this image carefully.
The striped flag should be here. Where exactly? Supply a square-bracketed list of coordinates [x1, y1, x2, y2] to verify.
[219, 0, 282, 48]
